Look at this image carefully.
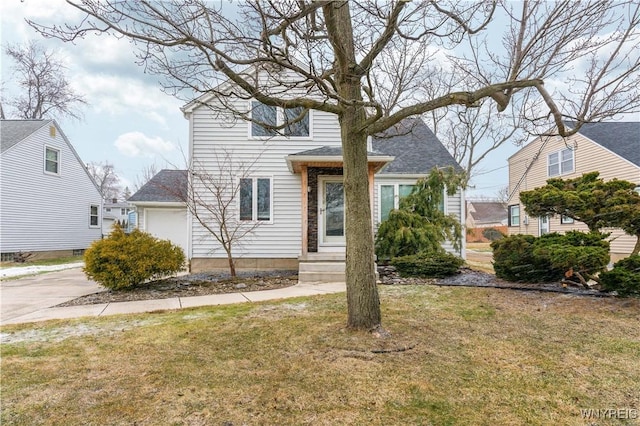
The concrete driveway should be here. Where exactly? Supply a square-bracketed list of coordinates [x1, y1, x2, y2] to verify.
[1, 267, 103, 326]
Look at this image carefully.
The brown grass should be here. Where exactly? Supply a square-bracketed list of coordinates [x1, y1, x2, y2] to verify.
[1, 286, 639, 425]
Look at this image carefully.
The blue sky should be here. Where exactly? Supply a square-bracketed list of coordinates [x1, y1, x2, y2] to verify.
[1, 0, 517, 199]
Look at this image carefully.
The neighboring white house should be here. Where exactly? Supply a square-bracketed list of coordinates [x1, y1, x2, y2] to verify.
[0, 119, 103, 260]
[507, 121, 640, 260]
[102, 198, 133, 234]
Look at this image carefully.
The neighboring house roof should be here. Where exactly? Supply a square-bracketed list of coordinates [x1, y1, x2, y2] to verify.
[372, 117, 462, 174]
[1, 120, 50, 153]
[468, 201, 507, 224]
[565, 121, 640, 167]
[128, 169, 187, 202]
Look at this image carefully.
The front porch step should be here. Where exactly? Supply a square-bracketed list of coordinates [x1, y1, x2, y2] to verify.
[297, 255, 379, 284]
[298, 261, 346, 284]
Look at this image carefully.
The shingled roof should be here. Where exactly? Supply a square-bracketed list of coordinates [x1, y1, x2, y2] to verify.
[1, 120, 50, 153]
[372, 117, 462, 174]
[128, 169, 187, 203]
[566, 121, 640, 167]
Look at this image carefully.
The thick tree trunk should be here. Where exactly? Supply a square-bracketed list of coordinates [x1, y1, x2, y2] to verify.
[340, 112, 381, 330]
[323, 1, 382, 330]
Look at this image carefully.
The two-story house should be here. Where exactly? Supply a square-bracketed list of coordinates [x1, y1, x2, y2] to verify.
[129, 103, 465, 281]
[507, 121, 640, 260]
[0, 119, 103, 260]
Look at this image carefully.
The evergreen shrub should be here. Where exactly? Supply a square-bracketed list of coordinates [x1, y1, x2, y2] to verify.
[84, 225, 185, 290]
[600, 255, 640, 296]
[391, 252, 464, 278]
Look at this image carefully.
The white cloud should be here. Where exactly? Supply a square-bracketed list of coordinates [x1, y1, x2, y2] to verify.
[114, 132, 176, 158]
[72, 73, 182, 126]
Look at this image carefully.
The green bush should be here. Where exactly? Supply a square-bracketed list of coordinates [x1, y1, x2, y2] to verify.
[491, 232, 610, 283]
[600, 255, 640, 296]
[491, 234, 557, 282]
[84, 225, 185, 290]
[391, 252, 464, 278]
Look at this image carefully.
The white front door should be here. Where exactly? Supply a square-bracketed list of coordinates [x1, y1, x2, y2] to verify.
[539, 215, 550, 235]
[318, 177, 346, 250]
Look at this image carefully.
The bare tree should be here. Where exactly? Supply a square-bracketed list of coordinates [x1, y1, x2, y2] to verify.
[1, 40, 86, 120]
[134, 163, 160, 192]
[87, 161, 121, 201]
[31, 1, 640, 331]
[156, 150, 263, 278]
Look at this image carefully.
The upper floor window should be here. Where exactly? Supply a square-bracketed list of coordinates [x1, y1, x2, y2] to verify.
[45, 146, 60, 175]
[250, 101, 309, 138]
[548, 148, 574, 177]
[240, 177, 272, 221]
[508, 204, 520, 226]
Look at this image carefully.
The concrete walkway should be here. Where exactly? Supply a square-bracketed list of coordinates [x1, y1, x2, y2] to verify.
[0, 267, 346, 326]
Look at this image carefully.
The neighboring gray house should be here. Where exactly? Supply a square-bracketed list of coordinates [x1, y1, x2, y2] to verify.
[0, 119, 103, 260]
[128, 170, 189, 257]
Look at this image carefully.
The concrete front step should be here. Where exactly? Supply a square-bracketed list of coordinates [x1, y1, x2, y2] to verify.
[298, 261, 345, 284]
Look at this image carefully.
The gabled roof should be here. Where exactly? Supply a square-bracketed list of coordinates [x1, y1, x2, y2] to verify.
[1, 120, 50, 153]
[565, 121, 639, 167]
[468, 201, 507, 223]
[128, 169, 187, 203]
[372, 117, 462, 174]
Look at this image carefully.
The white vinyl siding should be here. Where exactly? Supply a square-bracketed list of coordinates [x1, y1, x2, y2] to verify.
[0, 122, 103, 253]
[189, 97, 340, 259]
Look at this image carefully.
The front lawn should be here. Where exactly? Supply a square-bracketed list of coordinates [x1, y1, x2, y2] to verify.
[1, 286, 639, 425]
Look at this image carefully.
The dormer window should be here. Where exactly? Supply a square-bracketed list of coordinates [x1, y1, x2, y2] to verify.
[250, 101, 309, 138]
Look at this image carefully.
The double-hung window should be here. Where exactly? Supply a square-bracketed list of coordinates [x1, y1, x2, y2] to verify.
[240, 177, 272, 221]
[508, 205, 520, 226]
[45, 146, 60, 175]
[90, 205, 99, 227]
[548, 148, 574, 177]
[251, 101, 309, 137]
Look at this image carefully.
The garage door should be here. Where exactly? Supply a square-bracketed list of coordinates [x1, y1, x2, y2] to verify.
[145, 208, 188, 257]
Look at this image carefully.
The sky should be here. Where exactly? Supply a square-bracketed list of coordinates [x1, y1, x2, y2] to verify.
[0, 1, 542, 200]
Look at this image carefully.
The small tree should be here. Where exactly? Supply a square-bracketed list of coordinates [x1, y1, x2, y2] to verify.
[158, 150, 263, 278]
[376, 167, 464, 259]
[520, 172, 640, 255]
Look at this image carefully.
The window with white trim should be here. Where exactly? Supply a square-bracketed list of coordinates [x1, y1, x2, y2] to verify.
[561, 215, 574, 224]
[548, 147, 574, 177]
[45, 146, 60, 174]
[508, 205, 520, 226]
[240, 177, 272, 221]
[250, 101, 309, 137]
[379, 184, 446, 222]
[90, 205, 100, 227]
